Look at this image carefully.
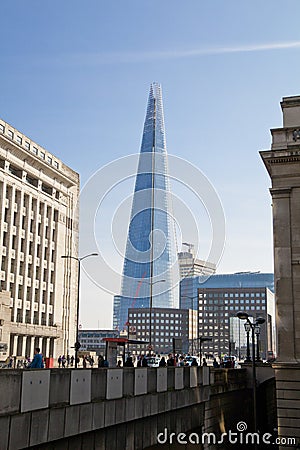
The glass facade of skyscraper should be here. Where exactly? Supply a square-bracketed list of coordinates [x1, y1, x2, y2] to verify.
[114, 83, 178, 331]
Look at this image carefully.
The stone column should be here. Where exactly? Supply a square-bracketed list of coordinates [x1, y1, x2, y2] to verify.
[12, 335, 18, 357]
[44, 337, 50, 358]
[29, 336, 35, 359]
[20, 336, 27, 358]
[261, 95, 300, 447]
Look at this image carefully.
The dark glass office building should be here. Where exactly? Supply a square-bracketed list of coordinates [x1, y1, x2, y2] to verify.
[180, 273, 275, 359]
[114, 83, 178, 331]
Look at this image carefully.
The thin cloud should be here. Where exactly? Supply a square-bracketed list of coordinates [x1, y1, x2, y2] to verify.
[33, 40, 300, 67]
[69, 40, 300, 65]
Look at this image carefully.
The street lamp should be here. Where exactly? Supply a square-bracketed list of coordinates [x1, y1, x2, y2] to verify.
[144, 279, 166, 354]
[61, 252, 98, 368]
[237, 312, 265, 440]
[244, 321, 251, 362]
[254, 324, 261, 362]
[182, 295, 198, 354]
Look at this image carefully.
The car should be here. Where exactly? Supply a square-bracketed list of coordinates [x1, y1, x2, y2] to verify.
[144, 356, 161, 367]
[223, 356, 237, 368]
[184, 355, 200, 366]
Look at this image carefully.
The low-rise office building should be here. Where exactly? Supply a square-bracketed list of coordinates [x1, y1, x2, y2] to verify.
[180, 272, 275, 359]
[78, 329, 119, 355]
[127, 307, 196, 355]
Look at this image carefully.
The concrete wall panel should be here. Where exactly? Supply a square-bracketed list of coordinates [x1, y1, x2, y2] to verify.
[157, 368, 167, 392]
[0, 371, 21, 414]
[175, 368, 184, 390]
[9, 413, 31, 450]
[29, 409, 49, 446]
[21, 370, 50, 412]
[65, 405, 80, 437]
[106, 369, 123, 400]
[49, 369, 71, 406]
[190, 367, 197, 387]
[202, 366, 210, 386]
[48, 407, 65, 441]
[91, 369, 106, 401]
[0, 416, 9, 450]
[134, 368, 147, 395]
[70, 370, 91, 405]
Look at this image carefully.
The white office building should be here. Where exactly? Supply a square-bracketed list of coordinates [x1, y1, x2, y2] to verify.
[0, 118, 79, 360]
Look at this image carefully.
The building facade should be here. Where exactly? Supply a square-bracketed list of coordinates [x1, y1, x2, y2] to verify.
[0, 118, 79, 360]
[78, 329, 119, 356]
[178, 245, 216, 280]
[127, 307, 192, 355]
[261, 95, 300, 442]
[197, 286, 275, 359]
[114, 83, 179, 331]
[180, 273, 275, 359]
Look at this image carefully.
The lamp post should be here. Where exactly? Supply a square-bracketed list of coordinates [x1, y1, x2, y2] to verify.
[61, 252, 98, 368]
[182, 295, 198, 354]
[254, 324, 261, 362]
[237, 312, 265, 440]
[244, 321, 251, 362]
[125, 321, 131, 358]
[144, 279, 166, 354]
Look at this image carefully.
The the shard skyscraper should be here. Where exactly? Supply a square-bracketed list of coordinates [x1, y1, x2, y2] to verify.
[114, 83, 178, 332]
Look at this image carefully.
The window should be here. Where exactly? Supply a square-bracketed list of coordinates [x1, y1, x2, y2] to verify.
[54, 161, 59, 169]
[40, 151, 45, 160]
[8, 130, 14, 139]
[32, 146, 38, 155]
[0, 124, 4, 133]
[16, 135, 22, 145]
[47, 156, 52, 164]
[24, 141, 30, 150]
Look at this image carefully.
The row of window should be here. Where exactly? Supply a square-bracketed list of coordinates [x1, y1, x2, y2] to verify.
[0, 123, 59, 170]
[200, 292, 265, 298]
[129, 312, 181, 318]
[136, 325, 179, 331]
[203, 298, 266, 305]
[131, 319, 181, 324]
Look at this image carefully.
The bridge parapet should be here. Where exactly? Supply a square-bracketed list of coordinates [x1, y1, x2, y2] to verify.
[0, 367, 248, 449]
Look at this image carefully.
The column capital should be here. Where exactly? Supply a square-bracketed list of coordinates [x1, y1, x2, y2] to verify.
[269, 187, 292, 198]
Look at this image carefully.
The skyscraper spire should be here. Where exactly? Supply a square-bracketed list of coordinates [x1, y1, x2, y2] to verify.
[114, 83, 178, 331]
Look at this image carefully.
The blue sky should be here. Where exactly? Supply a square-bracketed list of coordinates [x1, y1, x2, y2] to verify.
[1, 1, 300, 327]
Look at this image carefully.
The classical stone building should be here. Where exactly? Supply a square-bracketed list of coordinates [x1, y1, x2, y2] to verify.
[261, 96, 300, 444]
[0, 118, 79, 360]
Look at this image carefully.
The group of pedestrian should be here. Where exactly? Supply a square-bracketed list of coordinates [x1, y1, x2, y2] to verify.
[97, 355, 109, 367]
[58, 355, 74, 368]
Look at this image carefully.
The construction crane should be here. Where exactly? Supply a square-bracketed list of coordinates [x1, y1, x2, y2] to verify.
[182, 242, 195, 254]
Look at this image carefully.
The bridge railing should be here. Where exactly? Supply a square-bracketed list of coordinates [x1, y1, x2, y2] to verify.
[0, 366, 212, 415]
